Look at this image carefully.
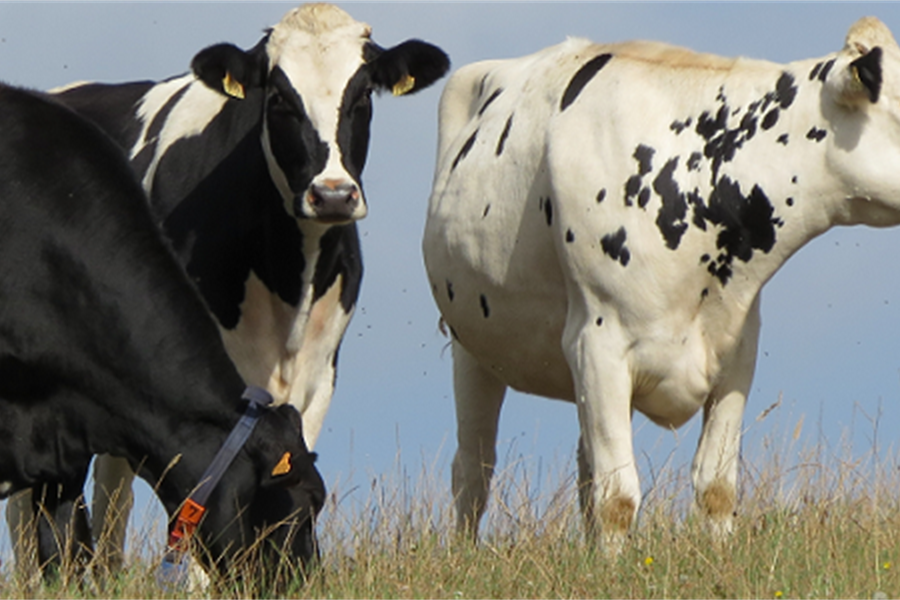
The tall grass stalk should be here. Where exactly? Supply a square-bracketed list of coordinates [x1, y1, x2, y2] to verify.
[1, 428, 897, 599]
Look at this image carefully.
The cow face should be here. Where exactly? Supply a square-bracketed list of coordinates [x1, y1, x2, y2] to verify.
[191, 3, 449, 225]
[197, 404, 325, 577]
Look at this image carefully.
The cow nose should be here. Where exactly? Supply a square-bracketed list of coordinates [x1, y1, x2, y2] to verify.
[304, 181, 361, 223]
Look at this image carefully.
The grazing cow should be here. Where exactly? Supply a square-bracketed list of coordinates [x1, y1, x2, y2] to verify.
[33, 2, 448, 567]
[0, 82, 325, 579]
[424, 17, 900, 549]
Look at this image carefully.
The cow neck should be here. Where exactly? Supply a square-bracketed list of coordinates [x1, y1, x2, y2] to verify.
[65, 197, 257, 510]
[121, 386, 251, 520]
[164, 385, 274, 553]
[147, 84, 267, 220]
[152, 88, 318, 327]
[698, 67, 848, 309]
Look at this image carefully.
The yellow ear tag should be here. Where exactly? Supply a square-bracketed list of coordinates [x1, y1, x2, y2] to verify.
[272, 452, 292, 476]
[392, 73, 416, 96]
[222, 72, 245, 100]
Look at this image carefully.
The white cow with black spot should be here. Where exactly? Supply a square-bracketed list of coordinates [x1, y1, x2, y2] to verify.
[424, 17, 900, 550]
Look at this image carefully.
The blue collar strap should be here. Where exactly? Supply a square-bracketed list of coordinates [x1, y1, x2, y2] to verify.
[166, 385, 274, 552]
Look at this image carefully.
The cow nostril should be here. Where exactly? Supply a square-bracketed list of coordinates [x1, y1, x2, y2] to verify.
[309, 183, 359, 206]
[305, 182, 362, 222]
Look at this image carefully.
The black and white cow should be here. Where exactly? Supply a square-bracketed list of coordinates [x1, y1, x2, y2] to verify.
[28, 2, 448, 566]
[424, 17, 900, 550]
[0, 82, 325, 579]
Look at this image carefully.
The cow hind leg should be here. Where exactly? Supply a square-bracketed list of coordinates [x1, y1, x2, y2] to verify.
[91, 454, 135, 574]
[450, 340, 507, 539]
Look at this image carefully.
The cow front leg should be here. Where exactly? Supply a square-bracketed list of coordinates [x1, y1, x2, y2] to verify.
[564, 315, 638, 555]
[91, 454, 135, 574]
[450, 340, 507, 539]
[6, 490, 39, 581]
[691, 299, 760, 541]
[294, 376, 335, 450]
[692, 389, 745, 541]
[33, 472, 92, 582]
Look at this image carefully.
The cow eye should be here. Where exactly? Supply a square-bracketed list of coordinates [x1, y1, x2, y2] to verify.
[351, 90, 372, 112]
[269, 89, 302, 118]
[269, 92, 288, 111]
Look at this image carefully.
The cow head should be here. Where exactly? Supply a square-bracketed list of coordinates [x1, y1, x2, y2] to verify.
[191, 3, 449, 225]
[197, 404, 325, 578]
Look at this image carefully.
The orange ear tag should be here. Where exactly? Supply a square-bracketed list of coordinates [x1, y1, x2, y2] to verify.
[272, 452, 292, 476]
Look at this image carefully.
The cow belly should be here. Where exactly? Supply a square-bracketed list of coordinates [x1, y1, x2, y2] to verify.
[444, 287, 573, 399]
[426, 235, 574, 401]
[628, 332, 716, 428]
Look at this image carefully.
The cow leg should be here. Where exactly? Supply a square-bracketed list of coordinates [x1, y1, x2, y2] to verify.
[450, 340, 507, 539]
[691, 299, 760, 541]
[691, 389, 746, 541]
[563, 314, 638, 555]
[575, 434, 591, 524]
[5, 490, 40, 581]
[32, 471, 93, 582]
[91, 454, 135, 574]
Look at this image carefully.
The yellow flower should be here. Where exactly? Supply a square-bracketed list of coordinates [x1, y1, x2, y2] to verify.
[883, 561, 891, 570]
[774, 591, 784, 599]
[644, 556, 654, 566]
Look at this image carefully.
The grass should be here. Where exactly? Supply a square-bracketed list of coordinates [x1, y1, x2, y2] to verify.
[1, 427, 898, 599]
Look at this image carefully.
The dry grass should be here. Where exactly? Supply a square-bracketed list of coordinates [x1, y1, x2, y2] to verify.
[2, 427, 898, 599]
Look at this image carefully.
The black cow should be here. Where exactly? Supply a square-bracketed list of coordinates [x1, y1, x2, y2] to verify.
[0, 82, 325, 581]
[39, 2, 448, 568]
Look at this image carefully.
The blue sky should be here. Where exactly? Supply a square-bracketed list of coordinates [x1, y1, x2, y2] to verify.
[2, 2, 900, 558]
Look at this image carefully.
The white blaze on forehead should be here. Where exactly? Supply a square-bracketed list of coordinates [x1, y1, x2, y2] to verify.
[266, 3, 372, 181]
[270, 3, 371, 41]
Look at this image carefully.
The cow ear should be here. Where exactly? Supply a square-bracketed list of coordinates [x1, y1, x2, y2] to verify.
[258, 405, 310, 489]
[191, 42, 267, 100]
[832, 17, 896, 106]
[369, 40, 450, 96]
[827, 45, 884, 109]
[261, 450, 309, 488]
[850, 47, 883, 104]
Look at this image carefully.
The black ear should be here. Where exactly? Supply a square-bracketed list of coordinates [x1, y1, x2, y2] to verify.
[191, 41, 267, 100]
[851, 46, 883, 103]
[258, 405, 311, 489]
[370, 40, 450, 96]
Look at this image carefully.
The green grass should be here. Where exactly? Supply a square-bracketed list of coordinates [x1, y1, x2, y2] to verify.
[2, 430, 898, 599]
